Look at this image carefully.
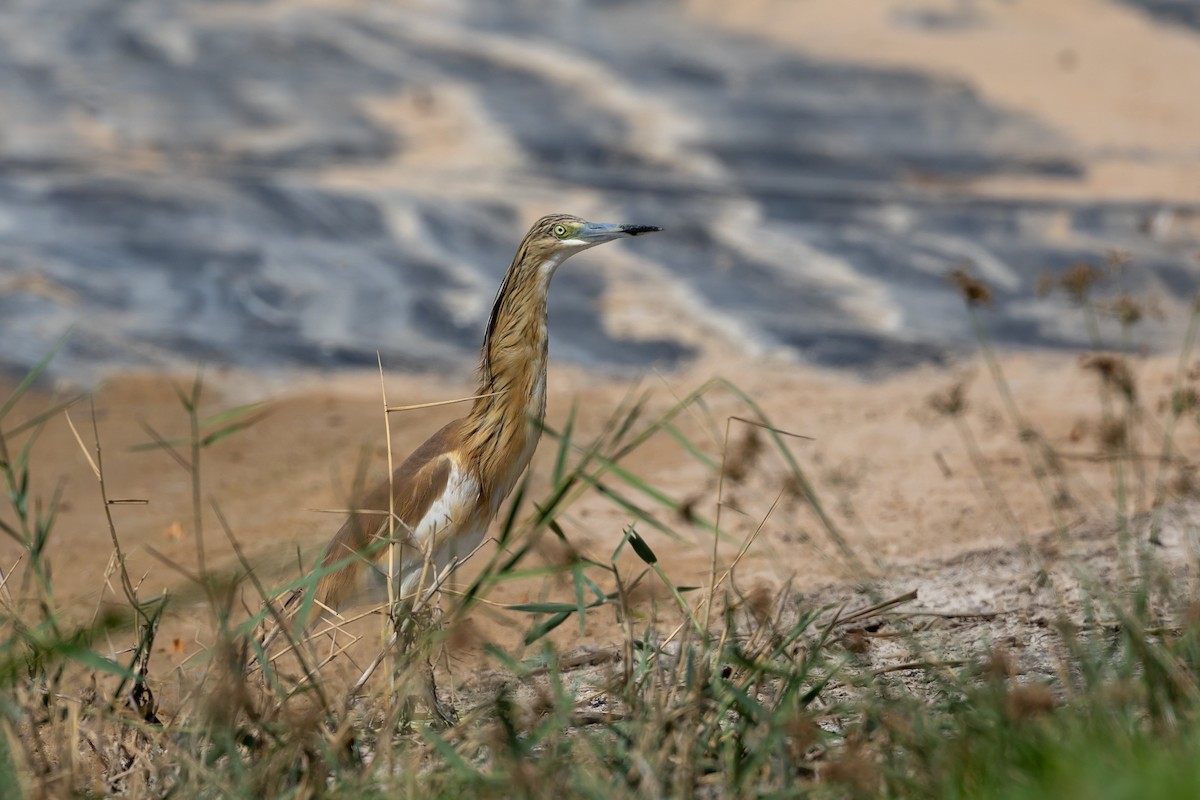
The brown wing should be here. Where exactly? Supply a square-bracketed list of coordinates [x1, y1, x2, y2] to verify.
[314, 418, 466, 610]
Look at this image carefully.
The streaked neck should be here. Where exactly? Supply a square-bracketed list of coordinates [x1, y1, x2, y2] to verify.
[463, 255, 557, 497]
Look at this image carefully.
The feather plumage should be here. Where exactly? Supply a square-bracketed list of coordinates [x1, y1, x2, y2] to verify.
[299, 214, 659, 615]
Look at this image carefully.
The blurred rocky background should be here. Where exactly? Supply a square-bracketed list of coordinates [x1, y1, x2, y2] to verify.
[2, 0, 1198, 381]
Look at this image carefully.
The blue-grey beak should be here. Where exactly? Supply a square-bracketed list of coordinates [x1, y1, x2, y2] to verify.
[578, 221, 662, 243]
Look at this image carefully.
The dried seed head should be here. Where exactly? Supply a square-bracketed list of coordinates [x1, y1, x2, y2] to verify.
[1059, 262, 1103, 303]
[841, 628, 871, 654]
[982, 647, 1016, 680]
[743, 583, 775, 623]
[879, 710, 914, 741]
[1172, 466, 1198, 498]
[782, 475, 810, 504]
[948, 266, 993, 306]
[786, 712, 821, 756]
[928, 380, 968, 417]
[1172, 387, 1198, 417]
[1080, 353, 1137, 402]
[1108, 294, 1143, 327]
[529, 684, 556, 719]
[1096, 418, 1127, 452]
[1053, 488, 1075, 509]
[677, 491, 703, 524]
[822, 745, 879, 794]
[1006, 683, 1057, 720]
[723, 427, 763, 484]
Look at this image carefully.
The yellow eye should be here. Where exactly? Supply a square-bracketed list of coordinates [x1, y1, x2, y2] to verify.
[552, 224, 568, 239]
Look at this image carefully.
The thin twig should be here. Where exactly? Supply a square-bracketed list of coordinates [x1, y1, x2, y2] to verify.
[872, 659, 968, 677]
[727, 416, 814, 440]
[837, 589, 919, 626]
[82, 403, 149, 629]
[894, 609, 1002, 620]
[378, 353, 399, 690]
[386, 391, 499, 413]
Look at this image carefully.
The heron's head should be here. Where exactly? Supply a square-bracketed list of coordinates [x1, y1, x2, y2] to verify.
[482, 213, 661, 374]
[521, 213, 661, 275]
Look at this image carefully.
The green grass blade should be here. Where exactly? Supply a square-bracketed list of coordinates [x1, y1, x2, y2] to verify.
[524, 610, 573, 646]
[507, 602, 581, 614]
[5, 393, 85, 438]
[662, 421, 720, 469]
[552, 400, 578, 485]
[0, 332, 71, 424]
[199, 402, 266, 429]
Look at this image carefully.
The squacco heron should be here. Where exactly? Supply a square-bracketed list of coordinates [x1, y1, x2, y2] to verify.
[308, 214, 660, 614]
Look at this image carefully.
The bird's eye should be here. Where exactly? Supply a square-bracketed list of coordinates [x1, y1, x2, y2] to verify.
[552, 224, 568, 239]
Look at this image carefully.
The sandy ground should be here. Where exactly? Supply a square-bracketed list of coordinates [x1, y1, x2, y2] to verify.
[3, 0, 1199, 712]
[690, 0, 1200, 202]
[3, 345, 1198, 707]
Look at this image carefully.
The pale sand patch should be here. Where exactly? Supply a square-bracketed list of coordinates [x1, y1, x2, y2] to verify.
[688, 0, 1200, 201]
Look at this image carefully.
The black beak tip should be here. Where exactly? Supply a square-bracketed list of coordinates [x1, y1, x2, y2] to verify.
[621, 225, 662, 236]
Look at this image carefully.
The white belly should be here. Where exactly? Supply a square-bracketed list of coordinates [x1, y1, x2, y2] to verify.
[361, 461, 487, 605]
[396, 520, 489, 598]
